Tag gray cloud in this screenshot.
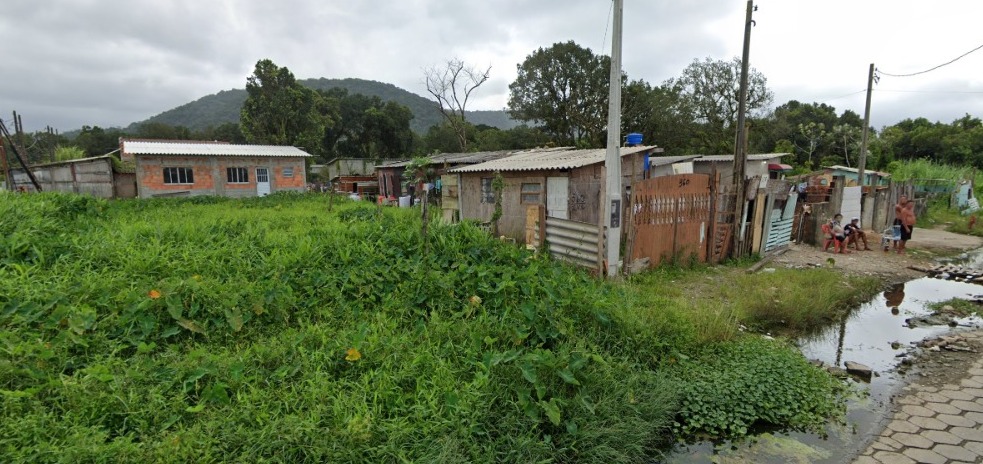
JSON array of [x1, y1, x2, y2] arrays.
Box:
[[3, 0, 980, 134]]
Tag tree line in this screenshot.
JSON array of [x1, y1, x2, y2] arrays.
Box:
[[6, 43, 982, 173]]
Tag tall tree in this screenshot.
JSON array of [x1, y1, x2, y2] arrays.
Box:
[[240, 59, 333, 155], [796, 122, 826, 168], [829, 124, 861, 167], [507, 41, 611, 147], [622, 79, 697, 154], [424, 58, 490, 152], [320, 89, 414, 159], [671, 57, 773, 154]]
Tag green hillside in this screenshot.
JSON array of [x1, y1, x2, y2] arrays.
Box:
[[126, 78, 518, 134]]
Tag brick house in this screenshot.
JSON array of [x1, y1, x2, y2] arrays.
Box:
[[120, 139, 311, 198]]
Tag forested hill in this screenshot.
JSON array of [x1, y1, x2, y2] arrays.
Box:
[[125, 78, 518, 134]]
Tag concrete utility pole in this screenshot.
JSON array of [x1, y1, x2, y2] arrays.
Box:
[[731, 0, 755, 258], [857, 63, 874, 187], [603, 0, 624, 278]]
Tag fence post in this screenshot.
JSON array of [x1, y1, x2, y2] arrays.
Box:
[[538, 205, 547, 249]]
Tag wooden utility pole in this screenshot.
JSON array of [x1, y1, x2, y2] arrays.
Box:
[[857, 63, 874, 187], [603, 0, 624, 278], [0, 118, 42, 191], [731, 0, 755, 258], [0, 144, 11, 191]]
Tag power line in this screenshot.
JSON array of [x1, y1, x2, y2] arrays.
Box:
[[600, 0, 614, 53], [875, 88, 983, 94], [813, 89, 867, 102], [877, 41, 983, 77]]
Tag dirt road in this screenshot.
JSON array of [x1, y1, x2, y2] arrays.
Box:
[[771, 226, 983, 282]]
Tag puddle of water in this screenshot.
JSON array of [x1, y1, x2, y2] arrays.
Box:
[[666, 276, 983, 463]]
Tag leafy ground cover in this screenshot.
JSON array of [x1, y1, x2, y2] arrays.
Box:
[[0, 192, 874, 462]]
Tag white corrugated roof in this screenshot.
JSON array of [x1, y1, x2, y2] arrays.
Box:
[[825, 165, 890, 176], [122, 140, 313, 157], [450, 146, 661, 173], [693, 153, 791, 162], [648, 155, 700, 167]]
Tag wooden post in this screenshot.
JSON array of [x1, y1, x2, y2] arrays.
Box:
[[707, 168, 719, 263], [0, 144, 10, 191], [538, 205, 546, 249], [421, 189, 430, 257], [751, 189, 767, 254]]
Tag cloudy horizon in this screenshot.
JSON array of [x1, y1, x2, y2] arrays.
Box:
[[2, 0, 981, 134]]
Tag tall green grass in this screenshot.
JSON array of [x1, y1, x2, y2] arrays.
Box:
[[0, 192, 855, 462]]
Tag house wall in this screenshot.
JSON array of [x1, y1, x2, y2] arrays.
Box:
[[11, 157, 116, 198], [135, 155, 306, 198], [460, 171, 555, 241], [327, 158, 397, 180], [569, 165, 603, 224], [694, 159, 776, 185], [377, 167, 405, 198]]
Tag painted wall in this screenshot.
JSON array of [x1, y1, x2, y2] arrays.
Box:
[[135, 155, 307, 198]]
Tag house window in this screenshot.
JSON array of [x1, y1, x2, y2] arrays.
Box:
[[481, 177, 494, 203], [227, 167, 249, 183], [520, 183, 542, 204], [163, 167, 194, 184], [283, 167, 294, 177]]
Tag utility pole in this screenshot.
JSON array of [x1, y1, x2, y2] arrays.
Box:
[[857, 63, 874, 188], [603, 0, 624, 278], [731, 0, 755, 258]]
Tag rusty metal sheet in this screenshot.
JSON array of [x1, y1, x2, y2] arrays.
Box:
[[630, 174, 712, 266]]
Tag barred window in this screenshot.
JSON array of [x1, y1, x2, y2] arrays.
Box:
[[227, 167, 249, 183], [163, 167, 194, 184], [520, 183, 542, 204]]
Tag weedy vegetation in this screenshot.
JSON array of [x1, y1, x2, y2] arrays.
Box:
[[0, 192, 870, 462]]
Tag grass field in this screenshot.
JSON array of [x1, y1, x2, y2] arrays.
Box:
[[0, 192, 878, 462]]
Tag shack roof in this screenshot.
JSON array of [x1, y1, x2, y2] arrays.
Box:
[[825, 165, 891, 177], [450, 145, 662, 173], [648, 155, 700, 167], [376, 150, 515, 169], [693, 153, 791, 162], [122, 140, 312, 157]]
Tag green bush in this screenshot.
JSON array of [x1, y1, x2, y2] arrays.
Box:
[[0, 192, 691, 462]]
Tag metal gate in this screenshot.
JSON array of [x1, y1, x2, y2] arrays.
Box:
[[628, 174, 714, 266]]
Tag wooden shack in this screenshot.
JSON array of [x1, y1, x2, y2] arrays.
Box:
[[449, 146, 665, 242]]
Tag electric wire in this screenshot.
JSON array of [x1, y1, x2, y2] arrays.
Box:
[[600, 0, 614, 53], [877, 41, 983, 77]]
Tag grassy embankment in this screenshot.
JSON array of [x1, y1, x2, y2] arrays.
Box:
[[0, 192, 878, 462]]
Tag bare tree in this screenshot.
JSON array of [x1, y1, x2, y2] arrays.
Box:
[[424, 59, 491, 152]]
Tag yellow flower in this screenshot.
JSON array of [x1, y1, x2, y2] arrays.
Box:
[[345, 347, 362, 362], [148, 289, 161, 300]]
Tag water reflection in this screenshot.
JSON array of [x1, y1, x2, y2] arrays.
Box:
[[667, 277, 982, 464], [883, 283, 905, 311]]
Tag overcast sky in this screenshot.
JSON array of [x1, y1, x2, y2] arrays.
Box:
[[2, 0, 981, 134]]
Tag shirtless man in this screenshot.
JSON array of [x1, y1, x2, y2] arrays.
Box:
[[898, 200, 916, 254], [892, 194, 907, 250]]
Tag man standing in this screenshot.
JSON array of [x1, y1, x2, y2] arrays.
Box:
[[892, 194, 907, 250], [898, 200, 916, 254]]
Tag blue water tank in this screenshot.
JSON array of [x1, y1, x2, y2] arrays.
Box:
[[626, 132, 643, 146]]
